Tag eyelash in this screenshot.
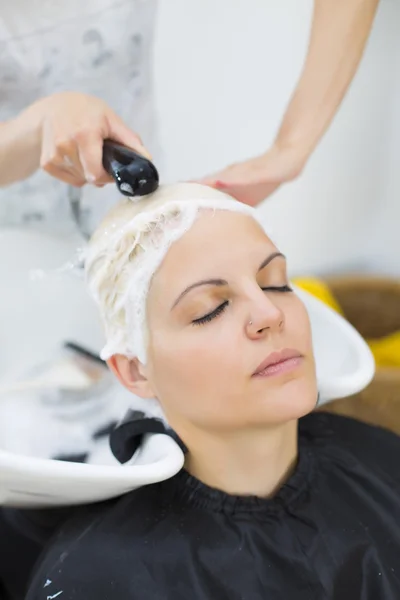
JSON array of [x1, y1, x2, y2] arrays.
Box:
[[192, 285, 293, 326]]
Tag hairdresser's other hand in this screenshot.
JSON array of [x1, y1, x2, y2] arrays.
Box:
[[199, 144, 306, 206], [18, 91, 150, 187]]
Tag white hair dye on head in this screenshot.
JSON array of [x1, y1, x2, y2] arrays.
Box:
[[85, 183, 269, 363]]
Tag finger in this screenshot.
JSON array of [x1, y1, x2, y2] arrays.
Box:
[[223, 182, 279, 206], [108, 117, 152, 159], [43, 162, 86, 187], [55, 141, 86, 180], [196, 177, 228, 190], [213, 180, 229, 190], [42, 138, 85, 181], [75, 131, 113, 185]]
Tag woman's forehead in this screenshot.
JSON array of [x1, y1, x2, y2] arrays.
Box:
[[151, 211, 277, 290], [172, 210, 272, 258]]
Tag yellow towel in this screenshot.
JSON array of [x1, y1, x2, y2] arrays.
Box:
[[293, 276, 400, 368], [368, 333, 400, 368]]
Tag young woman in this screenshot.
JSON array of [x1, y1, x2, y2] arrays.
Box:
[[2, 182, 397, 600]]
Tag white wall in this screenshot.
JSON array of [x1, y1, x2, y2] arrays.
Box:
[[154, 0, 400, 276], [366, 24, 400, 276]]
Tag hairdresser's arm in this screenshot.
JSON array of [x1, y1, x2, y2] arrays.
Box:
[[0, 92, 149, 188], [0, 118, 42, 184], [201, 0, 380, 206]]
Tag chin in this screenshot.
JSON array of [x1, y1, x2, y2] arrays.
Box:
[[254, 377, 318, 424]]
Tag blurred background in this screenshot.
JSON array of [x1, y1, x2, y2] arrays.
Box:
[[154, 0, 400, 276]]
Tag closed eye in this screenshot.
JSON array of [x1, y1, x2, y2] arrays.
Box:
[[192, 301, 229, 326], [192, 285, 292, 326], [261, 284, 292, 293]]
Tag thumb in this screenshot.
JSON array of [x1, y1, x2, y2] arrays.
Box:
[[108, 117, 152, 160]]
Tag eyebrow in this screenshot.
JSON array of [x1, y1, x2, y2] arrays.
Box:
[[171, 251, 285, 309]]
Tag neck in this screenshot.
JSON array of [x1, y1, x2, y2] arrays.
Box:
[[183, 420, 298, 498]]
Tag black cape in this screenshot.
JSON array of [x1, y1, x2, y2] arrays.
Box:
[[3, 412, 400, 600]]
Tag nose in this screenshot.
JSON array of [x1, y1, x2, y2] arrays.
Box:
[[245, 290, 284, 339]]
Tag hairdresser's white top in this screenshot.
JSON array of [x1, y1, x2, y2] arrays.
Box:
[[0, 0, 158, 235]]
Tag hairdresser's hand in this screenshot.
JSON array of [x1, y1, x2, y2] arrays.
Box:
[[199, 144, 306, 206], [18, 91, 150, 187]]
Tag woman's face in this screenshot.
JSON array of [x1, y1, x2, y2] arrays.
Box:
[[144, 210, 317, 433]]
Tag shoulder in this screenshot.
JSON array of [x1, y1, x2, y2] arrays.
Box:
[[25, 481, 184, 600], [42, 482, 173, 546], [301, 410, 400, 480], [2, 505, 77, 545], [307, 409, 400, 448]]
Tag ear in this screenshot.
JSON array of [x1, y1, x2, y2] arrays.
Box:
[[107, 354, 155, 399]]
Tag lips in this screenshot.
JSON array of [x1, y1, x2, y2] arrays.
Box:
[[252, 348, 303, 377]]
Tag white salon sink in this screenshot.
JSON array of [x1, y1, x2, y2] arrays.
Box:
[[294, 286, 375, 403], [0, 228, 104, 383]]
